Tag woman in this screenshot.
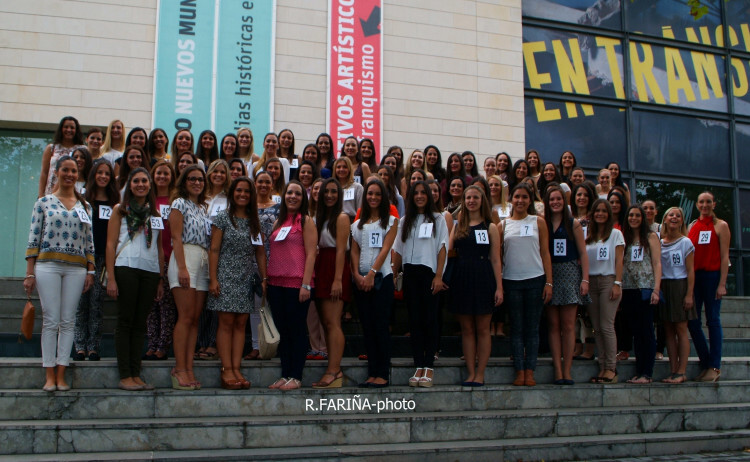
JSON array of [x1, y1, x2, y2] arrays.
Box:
[[74, 159, 119, 362], [521, 176, 545, 217], [385, 145, 405, 185], [495, 152, 512, 182], [340, 136, 368, 185], [570, 182, 596, 359], [569, 167, 587, 186], [483, 157, 497, 179], [175, 152, 197, 178], [351, 179, 399, 387], [377, 165, 404, 216], [608, 187, 628, 230], [315, 133, 334, 172], [196, 159, 230, 360], [571, 183, 594, 233], [246, 171, 280, 360], [106, 167, 164, 390], [488, 175, 510, 223], [267, 181, 318, 390], [228, 158, 247, 182], [252, 133, 291, 183], [118, 127, 149, 176], [499, 182, 553, 386], [508, 159, 529, 192], [558, 151, 577, 184], [544, 185, 590, 385], [100, 119, 126, 165], [298, 160, 318, 196], [306, 178, 327, 361], [449, 186, 503, 386], [117, 146, 145, 191], [359, 138, 378, 179], [442, 153, 472, 205], [392, 181, 449, 387], [525, 150, 542, 182], [688, 191, 730, 382], [642, 200, 661, 235], [168, 165, 210, 390], [333, 157, 363, 220], [585, 199, 625, 384], [304, 143, 329, 179], [622, 205, 662, 384], [208, 177, 267, 389], [311, 178, 352, 388], [424, 145, 445, 183], [143, 160, 177, 361], [428, 179, 454, 236], [538, 162, 570, 200], [402, 150, 425, 196], [196, 130, 219, 166], [608, 186, 631, 361], [148, 129, 169, 165], [462, 151, 479, 179], [445, 176, 465, 218], [86, 127, 104, 161], [220, 133, 238, 161], [278, 128, 299, 180], [72, 147, 93, 193], [170, 129, 195, 169], [39, 116, 86, 197], [25, 156, 95, 391], [380, 153, 402, 188], [236, 128, 257, 165], [596, 168, 612, 199], [660, 207, 696, 383], [265, 157, 286, 198], [607, 162, 629, 193]]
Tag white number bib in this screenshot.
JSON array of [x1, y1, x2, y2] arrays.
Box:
[[520, 224, 534, 237], [698, 230, 711, 244], [369, 231, 383, 248], [290, 159, 299, 168], [418, 222, 433, 239], [275, 226, 292, 241], [150, 217, 165, 230], [670, 251, 683, 267], [211, 203, 226, 217], [475, 229, 489, 244], [344, 188, 355, 201], [553, 239, 566, 256], [75, 208, 91, 224], [251, 233, 263, 246], [354, 175, 361, 184], [98, 205, 112, 220], [272, 195, 282, 204], [631, 246, 644, 262], [582, 226, 588, 239], [159, 204, 171, 220], [596, 244, 609, 261]]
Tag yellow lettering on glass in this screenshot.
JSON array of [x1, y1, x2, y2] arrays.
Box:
[[534, 99, 561, 122], [741, 24, 750, 52], [691, 51, 724, 100], [552, 39, 590, 95], [664, 47, 696, 103], [731, 58, 748, 98], [630, 42, 666, 104], [595, 36, 625, 99], [523, 41, 551, 89]]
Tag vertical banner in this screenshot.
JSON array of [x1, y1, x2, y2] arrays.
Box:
[[153, 0, 275, 150], [327, 0, 382, 157]]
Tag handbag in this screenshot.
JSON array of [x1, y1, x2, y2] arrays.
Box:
[[20, 296, 35, 341], [100, 236, 133, 288], [257, 297, 280, 359], [394, 271, 403, 291]]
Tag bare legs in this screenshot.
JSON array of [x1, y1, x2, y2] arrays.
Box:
[[663, 320, 690, 382], [217, 312, 249, 383], [547, 304, 577, 381], [457, 313, 492, 384], [316, 298, 344, 381], [172, 288, 207, 385]]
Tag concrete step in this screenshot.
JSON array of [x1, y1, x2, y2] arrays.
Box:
[[1, 403, 749, 455]]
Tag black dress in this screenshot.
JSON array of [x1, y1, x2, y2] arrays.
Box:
[[449, 222, 496, 315]]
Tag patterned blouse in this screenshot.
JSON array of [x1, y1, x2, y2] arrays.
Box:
[[170, 197, 210, 249], [623, 242, 656, 290], [26, 195, 95, 268]]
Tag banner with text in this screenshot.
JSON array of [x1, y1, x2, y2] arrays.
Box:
[[327, 0, 382, 157], [153, 0, 275, 151]]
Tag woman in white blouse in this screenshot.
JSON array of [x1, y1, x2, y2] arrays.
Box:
[[392, 181, 449, 388], [332, 157, 363, 220]]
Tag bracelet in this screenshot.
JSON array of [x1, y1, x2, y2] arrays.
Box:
[[369, 267, 377, 274], [87, 271, 95, 275], [545, 282, 553, 288], [581, 279, 589, 284], [301, 284, 312, 291], [25, 274, 35, 279], [613, 281, 622, 287]]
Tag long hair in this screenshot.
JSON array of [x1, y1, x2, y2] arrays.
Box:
[[586, 199, 614, 244], [299, 160, 319, 187], [55, 156, 87, 207], [148, 128, 169, 157], [118, 145, 146, 189], [462, 151, 479, 178], [228, 158, 247, 178], [404, 150, 424, 182], [488, 175, 508, 208], [426, 179, 445, 212], [206, 159, 230, 197], [508, 159, 529, 191], [376, 165, 399, 207], [446, 152, 467, 179], [170, 129, 194, 168], [623, 204, 651, 248], [333, 156, 354, 188], [101, 119, 124, 154], [525, 149, 542, 176], [558, 150, 577, 180], [220, 133, 238, 160], [150, 159, 176, 196], [308, 178, 324, 216], [423, 144, 445, 180], [174, 151, 198, 177], [236, 127, 254, 162], [172, 164, 207, 208], [125, 127, 150, 159], [273, 180, 309, 231], [252, 132, 279, 177], [509, 182, 536, 215], [84, 159, 120, 206], [495, 152, 512, 176], [278, 128, 296, 162], [538, 162, 563, 198], [316, 178, 344, 241], [316, 133, 335, 168], [53, 116, 84, 146], [358, 179, 390, 230], [401, 180, 437, 242], [302, 143, 322, 171], [359, 138, 377, 171], [72, 146, 93, 183], [120, 167, 159, 217], [607, 162, 626, 188], [607, 187, 628, 228], [571, 182, 594, 219], [340, 136, 361, 163], [265, 157, 286, 194], [196, 130, 219, 164], [661, 206, 688, 238], [543, 185, 574, 240], [226, 176, 261, 235], [455, 185, 491, 240], [385, 145, 404, 181]]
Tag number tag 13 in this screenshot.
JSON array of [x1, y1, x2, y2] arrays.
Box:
[[475, 229, 489, 244]]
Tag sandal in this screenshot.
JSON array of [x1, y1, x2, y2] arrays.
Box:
[[662, 373, 686, 384], [626, 375, 653, 384], [409, 368, 423, 387], [418, 367, 434, 388], [244, 349, 260, 360], [280, 378, 301, 390], [313, 371, 343, 389], [268, 377, 288, 389]]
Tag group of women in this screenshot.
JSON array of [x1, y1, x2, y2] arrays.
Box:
[[24, 116, 730, 391]]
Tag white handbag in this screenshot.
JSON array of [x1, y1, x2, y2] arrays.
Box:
[[257, 297, 280, 359]]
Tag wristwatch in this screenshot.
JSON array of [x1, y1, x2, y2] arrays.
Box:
[[613, 280, 622, 287], [301, 284, 312, 291]]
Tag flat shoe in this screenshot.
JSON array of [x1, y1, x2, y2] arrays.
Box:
[[88, 352, 100, 361], [42, 384, 57, 392], [370, 381, 389, 388], [119, 381, 144, 391], [56, 384, 71, 391], [574, 355, 595, 360], [553, 379, 567, 385], [73, 351, 85, 361], [562, 379, 575, 385]]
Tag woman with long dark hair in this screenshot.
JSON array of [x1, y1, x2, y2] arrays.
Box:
[[462, 151, 479, 179], [495, 152, 512, 183], [424, 145, 446, 183], [316, 133, 335, 173], [558, 151, 577, 185], [508, 159, 529, 192], [148, 129, 169, 165], [220, 133, 238, 161], [278, 129, 299, 181], [39, 116, 86, 197], [196, 130, 220, 166]]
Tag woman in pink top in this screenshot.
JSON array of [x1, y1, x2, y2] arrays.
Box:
[[267, 181, 318, 390]]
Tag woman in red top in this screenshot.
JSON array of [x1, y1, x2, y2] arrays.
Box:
[[687, 191, 730, 382]]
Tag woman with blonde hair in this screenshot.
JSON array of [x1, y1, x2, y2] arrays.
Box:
[[402, 150, 425, 197], [332, 157, 363, 220], [100, 119, 125, 165], [236, 128, 258, 165], [252, 133, 291, 183]]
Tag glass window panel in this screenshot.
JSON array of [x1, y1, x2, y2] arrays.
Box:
[[523, 0, 621, 30], [524, 98, 626, 169], [726, 2, 750, 52], [631, 111, 730, 178], [635, 179, 735, 248], [727, 255, 739, 295], [739, 189, 750, 248], [625, 0, 721, 45], [732, 59, 750, 116], [628, 41, 727, 112], [524, 26, 625, 100], [736, 123, 750, 180]]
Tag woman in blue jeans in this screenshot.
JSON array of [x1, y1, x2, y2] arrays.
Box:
[[498, 182, 553, 387]]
